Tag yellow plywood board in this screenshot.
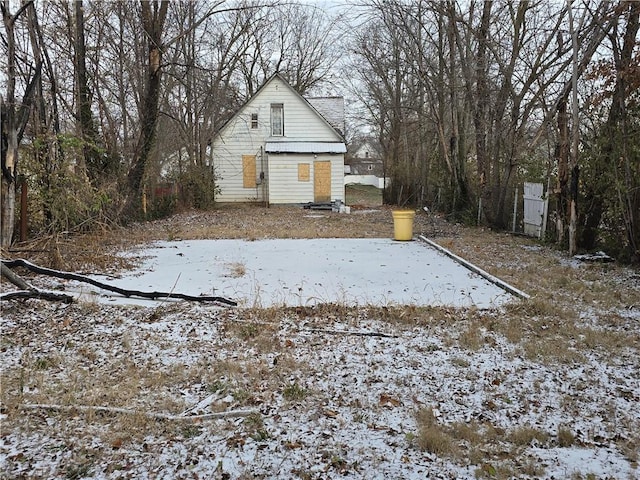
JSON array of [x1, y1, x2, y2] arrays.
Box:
[[314, 161, 331, 202], [243, 155, 256, 188], [298, 163, 310, 182]]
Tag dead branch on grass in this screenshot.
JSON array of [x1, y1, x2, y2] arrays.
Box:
[[1, 258, 237, 306], [229, 318, 398, 338], [305, 327, 398, 338], [1, 262, 32, 290], [1, 262, 75, 303], [0, 290, 75, 303], [19, 404, 257, 421]]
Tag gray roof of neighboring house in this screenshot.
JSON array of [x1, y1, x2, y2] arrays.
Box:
[[306, 97, 345, 134]]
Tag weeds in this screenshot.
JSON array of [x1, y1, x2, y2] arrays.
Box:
[[557, 426, 575, 447], [282, 382, 308, 401], [414, 408, 455, 456], [65, 462, 91, 480], [508, 426, 548, 446], [243, 413, 269, 441]]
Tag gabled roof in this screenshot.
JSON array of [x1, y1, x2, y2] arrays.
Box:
[[214, 72, 345, 142]]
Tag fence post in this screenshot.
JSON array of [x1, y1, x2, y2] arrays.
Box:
[[512, 186, 518, 233], [20, 176, 27, 242]]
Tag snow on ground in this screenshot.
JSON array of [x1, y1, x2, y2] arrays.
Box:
[[64, 238, 515, 309], [1, 237, 638, 479], [1, 302, 637, 479]]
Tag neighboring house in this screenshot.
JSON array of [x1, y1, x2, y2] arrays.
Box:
[[346, 139, 383, 177], [211, 73, 346, 204]]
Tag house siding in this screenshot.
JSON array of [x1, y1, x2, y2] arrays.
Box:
[[212, 75, 345, 204], [268, 154, 345, 204]]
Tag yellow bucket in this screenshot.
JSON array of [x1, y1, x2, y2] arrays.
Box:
[[392, 210, 415, 241]]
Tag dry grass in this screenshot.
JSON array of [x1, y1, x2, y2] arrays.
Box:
[[2, 200, 639, 479], [557, 426, 576, 447], [414, 408, 455, 455], [508, 426, 549, 446], [414, 410, 554, 479], [225, 261, 246, 278]]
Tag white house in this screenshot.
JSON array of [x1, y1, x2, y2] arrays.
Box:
[[211, 73, 346, 204]]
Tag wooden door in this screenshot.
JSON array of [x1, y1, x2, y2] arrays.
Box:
[[314, 161, 331, 202]]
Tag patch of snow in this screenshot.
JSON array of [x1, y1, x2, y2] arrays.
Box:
[[61, 239, 515, 309]]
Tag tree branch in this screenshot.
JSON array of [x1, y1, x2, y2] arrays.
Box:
[[0, 290, 74, 303], [18, 403, 257, 421], [1, 258, 237, 306]]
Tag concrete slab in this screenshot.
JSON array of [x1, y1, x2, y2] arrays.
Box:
[[70, 238, 517, 309]]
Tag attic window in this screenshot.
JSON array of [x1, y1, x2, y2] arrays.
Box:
[[271, 103, 284, 136], [251, 113, 258, 129]]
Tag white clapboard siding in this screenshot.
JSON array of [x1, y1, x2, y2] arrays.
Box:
[[212, 74, 345, 204], [268, 154, 345, 204]]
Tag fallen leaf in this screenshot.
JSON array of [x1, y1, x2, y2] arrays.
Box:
[[111, 437, 124, 449], [226, 435, 245, 448], [284, 441, 304, 449], [482, 463, 497, 476], [379, 393, 401, 407]]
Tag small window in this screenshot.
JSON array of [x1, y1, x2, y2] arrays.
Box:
[[367, 164, 373, 171], [271, 103, 283, 136], [251, 113, 258, 129]]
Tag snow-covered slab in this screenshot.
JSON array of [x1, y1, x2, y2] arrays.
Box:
[[69, 238, 516, 308]]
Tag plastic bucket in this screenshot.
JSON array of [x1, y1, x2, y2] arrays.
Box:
[[392, 210, 415, 241]]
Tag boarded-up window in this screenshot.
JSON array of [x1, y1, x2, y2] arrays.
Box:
[[298, 163, 310, 181], [243, 155, 256, 188]]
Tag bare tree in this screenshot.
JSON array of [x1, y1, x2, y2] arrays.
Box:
[[73, 0, 103, 182], [126, 0, 169, 215], [1, 1, 42, 247], [609, 1, 639, 259], [234, 2, 341, 97], [580, 1, 640, 259]]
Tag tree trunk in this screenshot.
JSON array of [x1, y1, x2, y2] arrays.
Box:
[[474, 0, 491, 223], [568, 0, 579, 257], [1, 1, 40, 248], [126, 0, 169, 216], [609, 2, 639, 259], [556, 99, 570, 246], [74, 0, 102, 181]]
